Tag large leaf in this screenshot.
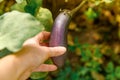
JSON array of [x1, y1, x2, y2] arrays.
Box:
[[0, 11, 44, 52]]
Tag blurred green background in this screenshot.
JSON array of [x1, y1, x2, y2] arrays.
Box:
[[0, 0, 120, 80]]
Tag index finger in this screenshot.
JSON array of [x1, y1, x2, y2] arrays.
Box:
[[34, 31, 50, 42]]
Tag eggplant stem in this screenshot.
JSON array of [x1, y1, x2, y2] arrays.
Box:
[[70, 0, 87, 16]]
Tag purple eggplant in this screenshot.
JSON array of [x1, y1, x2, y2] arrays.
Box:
[[49, 10, 71, 67], [49, 0, 87, 68]]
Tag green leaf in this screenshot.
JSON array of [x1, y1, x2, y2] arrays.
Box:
[[70, 71, 79, 80], [78, 67, 89, 76], [105, 62, 114, 73], [68, 45, 76, 52], [89, 60, 101, 71], [30, 59, 53, 79], [80, 49, 91, 62], [115, 66, 120, 79], [24, 0, 43, 15], [35, 7, 53, 31], [0, 11, 44, 52], [106, 74, 116, 80], [81, 50, 90, 62], [0, 48, 12, 58], [85, 8, 99, 20], [30, 72, 48, 79]]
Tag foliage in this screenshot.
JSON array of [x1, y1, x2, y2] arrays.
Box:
[[47, 39, 119, 80], [0, 0, 120, 80]]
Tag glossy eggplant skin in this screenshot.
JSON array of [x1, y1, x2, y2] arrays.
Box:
[[49, 11, 71, 67]]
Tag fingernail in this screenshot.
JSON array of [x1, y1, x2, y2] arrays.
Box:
[[58, 47, 66, 53]]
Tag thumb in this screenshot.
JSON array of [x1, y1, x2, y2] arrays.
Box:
[[48, 46, 66, 57]]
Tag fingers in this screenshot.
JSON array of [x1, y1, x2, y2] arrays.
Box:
[[48, 46, 66, 57], [33, 64, 57, 72], [34, 31, 50, 43]]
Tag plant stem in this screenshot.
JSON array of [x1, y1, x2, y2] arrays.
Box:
[[70, 0, 87, 16]]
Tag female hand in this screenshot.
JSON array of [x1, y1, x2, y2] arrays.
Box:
[[22, 31, 66, 72], [0, 31, 66, 80]]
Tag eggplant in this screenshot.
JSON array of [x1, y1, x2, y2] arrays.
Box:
[[49, 10, 71, 67], [49, 0, 87, 68]]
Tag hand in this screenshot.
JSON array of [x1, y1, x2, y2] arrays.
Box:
[[17, 31, 66, 80], [0, 31, 66, 80], [23, 31, 66, 72]]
